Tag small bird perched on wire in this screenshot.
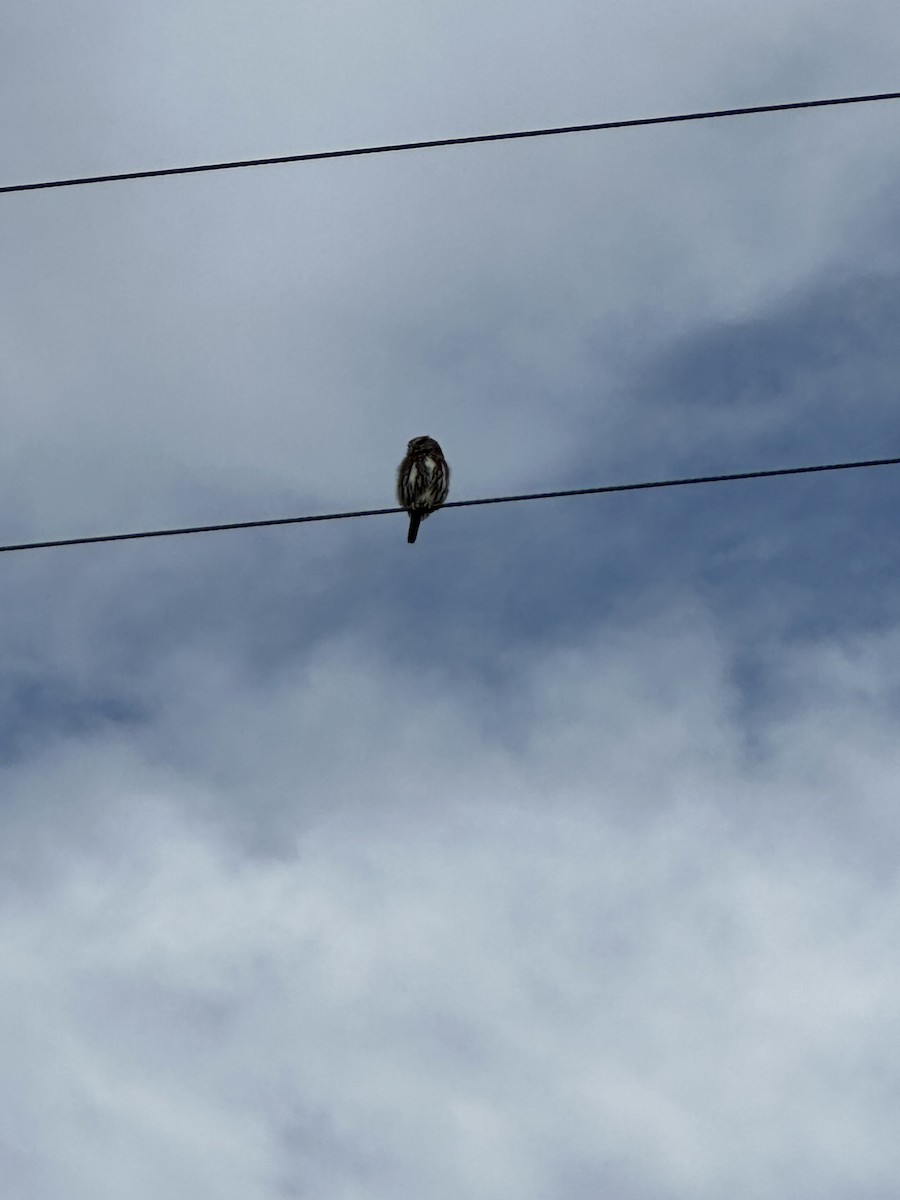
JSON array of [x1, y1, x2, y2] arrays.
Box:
[[396, 436, 451, 544]]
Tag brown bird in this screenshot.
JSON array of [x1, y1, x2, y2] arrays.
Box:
[[396, 436, 451, 544]]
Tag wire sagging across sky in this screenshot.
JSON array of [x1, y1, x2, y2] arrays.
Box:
[[1, 90, 899, 196], [0, 455, 897, 556]]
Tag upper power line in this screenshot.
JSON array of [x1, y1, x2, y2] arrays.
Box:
[[0, 455, 897, 556], [2, 90, 899, 196]]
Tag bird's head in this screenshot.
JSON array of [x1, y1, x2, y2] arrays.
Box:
[[407, 435, 442, 454]]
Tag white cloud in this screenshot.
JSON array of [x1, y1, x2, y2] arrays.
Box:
[[3, 607, 900, 1197], [2, 1, 900, 1195]]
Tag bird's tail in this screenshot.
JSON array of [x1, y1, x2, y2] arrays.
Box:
[[407, 512, 421, 544]]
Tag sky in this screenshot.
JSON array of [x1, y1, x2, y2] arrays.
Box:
[[2, 1, 900, 1197]]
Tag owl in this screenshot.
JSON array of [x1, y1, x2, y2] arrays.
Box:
[[396, 436, 450, 543]]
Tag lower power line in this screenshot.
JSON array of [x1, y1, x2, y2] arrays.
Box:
[[0, 454, 897, 556]]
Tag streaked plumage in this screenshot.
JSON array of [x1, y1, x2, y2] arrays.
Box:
[[396, 436, 450, 544]]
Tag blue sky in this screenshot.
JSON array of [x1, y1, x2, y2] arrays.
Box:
[[2, 2, 900, 1197]]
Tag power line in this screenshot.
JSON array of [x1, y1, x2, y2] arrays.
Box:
[[1, 455, 897, 556], [2, 90, 899, 196]]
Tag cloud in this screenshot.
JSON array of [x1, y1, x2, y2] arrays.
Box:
[[2, 0, 900, 540], [2, 608, 900, 1197], [3, 0, 900, 1196]]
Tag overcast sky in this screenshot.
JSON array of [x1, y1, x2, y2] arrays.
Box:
[[2, 2, 900, 1197]]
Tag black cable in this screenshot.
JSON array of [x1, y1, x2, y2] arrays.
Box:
[[1, 455, 897, 556], [2, 90, 899, 196]]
